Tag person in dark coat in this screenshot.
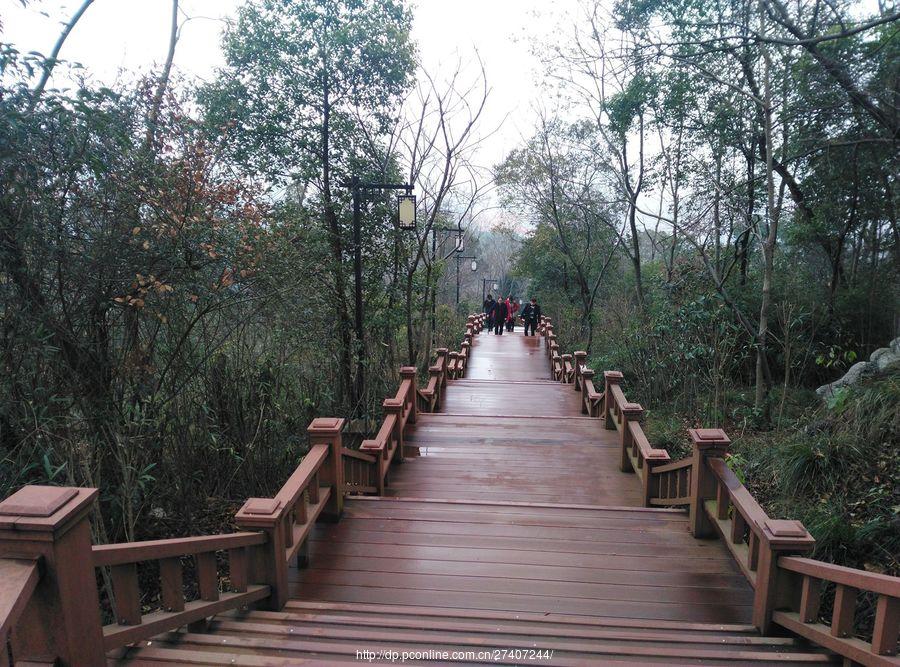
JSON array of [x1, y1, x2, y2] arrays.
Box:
[[493, 298, 508, 335], [522, 297, 541, 336], [483, 294, 495, 332]]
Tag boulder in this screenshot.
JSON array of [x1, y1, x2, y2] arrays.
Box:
[[816, 337, 900, 398]]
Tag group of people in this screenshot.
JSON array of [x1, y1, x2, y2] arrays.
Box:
[[482, 294, 542, 336]]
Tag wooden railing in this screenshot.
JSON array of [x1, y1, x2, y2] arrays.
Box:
[[94, 531, 271, 651], [775, 557, 900, 664], [0, 557, 40, 666], [600, 372, 899, 664], [0, 314, 485, 664], [541, 313, 899, 664], [417, 348, 448, 412]]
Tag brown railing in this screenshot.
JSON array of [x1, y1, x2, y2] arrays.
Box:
[[606, 374, 899, 664], [0, 315, 484, 664], [344, 313, 484, 496], [543, 314, 900, 665], [94, 531, 270, 651], [0, 556, 40, 665]]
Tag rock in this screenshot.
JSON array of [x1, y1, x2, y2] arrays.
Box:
[[816, 337, 900, 399]]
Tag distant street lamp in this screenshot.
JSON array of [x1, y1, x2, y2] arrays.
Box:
[[482, 277, 501, 305]]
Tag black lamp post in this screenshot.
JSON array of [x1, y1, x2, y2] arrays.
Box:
[[341, 177, 415, 403]]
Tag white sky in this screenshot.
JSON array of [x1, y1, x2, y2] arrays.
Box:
[[3, 0, 580, 174]]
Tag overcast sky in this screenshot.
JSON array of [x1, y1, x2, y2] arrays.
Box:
[[4, 0, 582, 176]]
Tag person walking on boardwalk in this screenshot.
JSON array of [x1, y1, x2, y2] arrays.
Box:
[[493, 296, 508, 335], [506, 296, 519, 332], [522, 297, 541, 336], [483, 294, 495, 332]]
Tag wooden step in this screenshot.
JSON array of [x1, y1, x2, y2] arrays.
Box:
[[113, 600, 839, 666], [118, 627, 838, 666]]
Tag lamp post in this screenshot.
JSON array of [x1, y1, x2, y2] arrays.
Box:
[[456, 255, 477, 305], [341, 177, 415, 404]]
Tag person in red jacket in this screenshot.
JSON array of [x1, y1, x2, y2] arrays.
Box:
[[506, 296, 519, 332]]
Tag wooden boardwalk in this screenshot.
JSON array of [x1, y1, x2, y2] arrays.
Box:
[[104, 328, 842, 664], [4, 316, 892, 664], [294, 331, 755, 626]]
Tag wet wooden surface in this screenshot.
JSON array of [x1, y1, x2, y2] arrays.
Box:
[[296, 331, 754, 625], [116, 328, 841, 664]]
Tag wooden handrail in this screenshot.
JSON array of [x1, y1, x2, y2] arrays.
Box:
[[541, 317, 900, 664], [1, 557, 41, 663], [773, 557, 900, 663], [0, 311, 495, 664], [92, 532, 266, 567], [274, 443, 329, 511]]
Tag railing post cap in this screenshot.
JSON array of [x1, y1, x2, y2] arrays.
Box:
[[581, 368, 595, 378], [449, 351, 459, 358], [0, 485, 98, 534], [604, 370, 624, 381], [562, 353, 572, 360], [622, 402, 644, 415], [307, 417, 345, 435], [360, 439, 384, 453], [399, 366, 417, 377], [436, 347, 449, 355], [238, 498, 281, 516], [688, 428, 731, 447], [461, 341, 471, 348], [383, 397, 404, 412], [574, 351, 587, 359], [762, 519, 815, 549]]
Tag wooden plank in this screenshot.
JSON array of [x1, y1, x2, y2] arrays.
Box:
[[93, 532, 266, 567], [196, 552, 218, 602], [102, 586, 270, 651], [0, 557, 40, 638], [304, 540, 745, 574], [159, 557, 184, 612], [110, 562, 142, 626], [292, 551, 745, 584], [283, 599, 759, 633], [774, 611, 898, 667]]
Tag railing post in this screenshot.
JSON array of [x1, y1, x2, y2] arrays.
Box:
[[448, 351, 459, 380], [561, 354, 572, 384], [0, 486, 105, 666], [573, 351, 587, 390], [687, 428, 731, 537], [580, 369, 595, 415], [383, 398, 405, 464], [460, 341, 471, 377], [753, 520, 815, 634], [400, 366, 417, 424], [427, 364, 442, 411], [619, 403, 644, 473], [436, 348, 449, 393], [234, 497, 288, 610], [307, 417, 346, 521], [602, 371, 623, 429]]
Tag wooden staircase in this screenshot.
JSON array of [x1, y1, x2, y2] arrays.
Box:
[[115, 601, 838, 665], [111, 495, 839, 664], [2, 315, 897, 666]]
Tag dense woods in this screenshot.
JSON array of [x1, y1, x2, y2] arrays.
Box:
[[497, 0, 899, 575], [1, 0, 897, 584]]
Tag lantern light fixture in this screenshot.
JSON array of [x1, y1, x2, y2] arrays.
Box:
[[398, 194, 417, 230]]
